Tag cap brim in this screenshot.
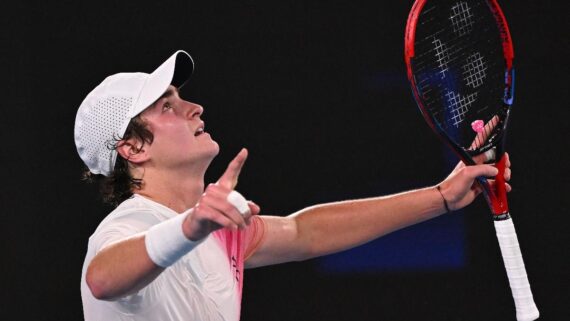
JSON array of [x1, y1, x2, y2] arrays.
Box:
[[130, 50, 194, 117]]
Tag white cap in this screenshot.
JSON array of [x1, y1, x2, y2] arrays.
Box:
[[74, 50, 194, 176]]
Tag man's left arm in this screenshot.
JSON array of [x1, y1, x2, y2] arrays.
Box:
[[245, 159, 510, 268]]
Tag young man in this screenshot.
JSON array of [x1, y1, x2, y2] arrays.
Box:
[[75, 50, 510, 321]]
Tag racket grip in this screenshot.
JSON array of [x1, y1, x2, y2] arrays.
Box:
[[494, 218, 539, 321]]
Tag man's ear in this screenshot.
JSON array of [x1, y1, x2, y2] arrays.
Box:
[[116, 139, 150, 164]]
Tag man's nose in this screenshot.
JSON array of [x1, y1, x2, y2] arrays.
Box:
[[185, 102, 204, 119]]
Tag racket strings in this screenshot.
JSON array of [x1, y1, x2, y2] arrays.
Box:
[[416, 45, 503, 127], [410, 0, 508, 151]]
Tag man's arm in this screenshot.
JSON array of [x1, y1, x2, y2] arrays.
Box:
[[86, 234, 164, 300], [245, 159, 511, 268]]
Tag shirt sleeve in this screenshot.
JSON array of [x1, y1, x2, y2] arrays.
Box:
[[243, 215, 266, 261], [90, 209, 161, 255]]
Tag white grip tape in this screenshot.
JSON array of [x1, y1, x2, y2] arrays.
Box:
[[145, 210, 203, 268], [494, 218, 540, 321], [227, 190, 250, 216]]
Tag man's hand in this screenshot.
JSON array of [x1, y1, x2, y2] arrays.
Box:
[[437, 114, 512, 211], [438, 152, 512, 211], [182, 148, 260, 241]]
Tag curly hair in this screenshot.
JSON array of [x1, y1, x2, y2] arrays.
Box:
[[82, 115, 154, 207]]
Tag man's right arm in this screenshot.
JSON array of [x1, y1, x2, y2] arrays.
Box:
[[85, 149, 255, 301], [86, 233, 163, 300]]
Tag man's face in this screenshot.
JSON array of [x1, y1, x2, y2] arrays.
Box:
[[140, 85, 219, 170]]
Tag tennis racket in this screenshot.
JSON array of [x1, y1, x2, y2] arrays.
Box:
[[404, 1, 539, 320]]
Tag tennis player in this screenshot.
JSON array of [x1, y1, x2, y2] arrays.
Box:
[[76, 50, 511, 320]]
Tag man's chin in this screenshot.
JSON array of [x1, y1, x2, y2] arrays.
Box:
[[209, 141, 220, 157], [199, 142, 220, 164]]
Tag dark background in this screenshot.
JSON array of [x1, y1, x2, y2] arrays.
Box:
[[1, 1, 568, 320]]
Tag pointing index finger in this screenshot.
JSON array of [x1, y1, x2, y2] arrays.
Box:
[[217, 148, 248, 190]]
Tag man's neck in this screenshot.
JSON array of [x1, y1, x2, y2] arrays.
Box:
[[134, 168, 205, 214]]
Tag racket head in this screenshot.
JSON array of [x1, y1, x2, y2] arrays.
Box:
[[405, 0, 515, 215]]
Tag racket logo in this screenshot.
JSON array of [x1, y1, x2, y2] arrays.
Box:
[[432, 38, 450, 79], [450, 1, 474, 36], [445, 90, 477, 127], [463, 52, 487, 88]]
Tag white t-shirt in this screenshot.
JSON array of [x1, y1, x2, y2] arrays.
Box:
[[80, 194, 264, 321]]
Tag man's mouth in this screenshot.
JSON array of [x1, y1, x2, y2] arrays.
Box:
[[195, 125, 205, 136]]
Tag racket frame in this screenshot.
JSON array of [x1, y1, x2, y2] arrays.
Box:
[[404, 0, 515, 217]]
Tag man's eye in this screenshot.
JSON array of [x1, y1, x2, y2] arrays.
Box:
[[163, 102, 172, 110]]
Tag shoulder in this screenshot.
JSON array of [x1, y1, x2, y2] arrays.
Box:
[[88, 195, 173, 251], [98, 196, 164, 228]]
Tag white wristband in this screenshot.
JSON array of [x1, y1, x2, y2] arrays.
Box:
[[145, 210, 203, 268], [227, 190, 250, 216]]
